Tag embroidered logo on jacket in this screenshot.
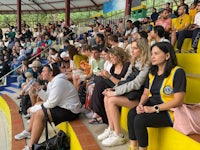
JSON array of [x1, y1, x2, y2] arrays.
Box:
[[163, 85, 173, 95]]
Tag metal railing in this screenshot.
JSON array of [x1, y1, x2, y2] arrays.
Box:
[[0, 44, 53, 83]]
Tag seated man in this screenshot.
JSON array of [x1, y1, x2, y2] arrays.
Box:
[[175, 1, 200, 53], [171, 4, 191, 52], [15, 64, 81, 150]]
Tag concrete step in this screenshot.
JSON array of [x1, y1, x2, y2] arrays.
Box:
[[80, 114, 130, 150]]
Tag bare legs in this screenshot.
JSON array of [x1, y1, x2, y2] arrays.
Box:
[[129, 140, 147, 150], [27, 108, 53, 147], [104, 95, 139, 135]]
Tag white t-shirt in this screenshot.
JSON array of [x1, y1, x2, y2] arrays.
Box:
[[194, 12, 200, 26], [150, 37, 170, 46], [104, 60, 112, 73]]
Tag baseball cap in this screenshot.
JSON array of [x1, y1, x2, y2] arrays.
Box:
[[29, 60, 42, 68], [60, 51, 69, 58]]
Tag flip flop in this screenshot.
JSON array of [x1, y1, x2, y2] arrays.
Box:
[[88, 118, 103, 124]]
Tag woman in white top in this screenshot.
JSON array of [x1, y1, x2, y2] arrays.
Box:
[[98, 38, 151, 147], [148, 25, 170, 46]]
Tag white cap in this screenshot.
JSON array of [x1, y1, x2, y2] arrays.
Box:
[[29, 60, 42, 68], [74, 42, 82, 48], [60, 52, 69, 58]]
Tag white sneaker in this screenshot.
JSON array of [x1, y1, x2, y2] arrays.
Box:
[[102, 132, 126, 147], [97, 128, 113, 141], [23, 113, 31, 119], [22, 146, 30, 150], [27, 119, 30, 124], [15, 130, 31, 140]]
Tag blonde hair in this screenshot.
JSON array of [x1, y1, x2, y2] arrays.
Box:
[[131, 38, 151, 67]]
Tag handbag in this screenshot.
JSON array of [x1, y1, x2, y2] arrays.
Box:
[[173, 103, 200, 135], [32, 104, 70, 150], [118, 67, 144, 100]]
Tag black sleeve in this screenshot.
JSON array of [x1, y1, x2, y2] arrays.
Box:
[[144, 75, 149, 89], [173, 68, 186, 93]]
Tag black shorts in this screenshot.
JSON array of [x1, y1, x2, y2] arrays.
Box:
[[50, 106, 79, 126]]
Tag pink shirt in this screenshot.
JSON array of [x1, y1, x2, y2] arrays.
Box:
[[156, 18, 172, 31]]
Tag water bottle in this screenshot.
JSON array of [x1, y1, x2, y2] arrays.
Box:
[[23, 79, 36, 93]]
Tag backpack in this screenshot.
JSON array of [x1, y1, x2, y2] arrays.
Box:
[[19, 95, 32, 115]]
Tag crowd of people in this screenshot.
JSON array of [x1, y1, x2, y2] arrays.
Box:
[[0, 0, 198, 150]]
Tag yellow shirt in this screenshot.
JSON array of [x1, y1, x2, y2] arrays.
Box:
[[73, 54, 88, 69], [174, 14, 191, 31], [189, 8, 197, 23]]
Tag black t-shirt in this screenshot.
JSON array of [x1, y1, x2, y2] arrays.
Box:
[[110, 62, 130, 79], [145, 68, 186, 105]]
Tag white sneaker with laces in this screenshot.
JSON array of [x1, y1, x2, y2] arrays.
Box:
[[22, 146, 30, 150], [23, 113, 31, 119], [102, 132, 126, 147], [15, 130, 31, 140], [97, 128, 113, 141], [27, 119, 30, 124]]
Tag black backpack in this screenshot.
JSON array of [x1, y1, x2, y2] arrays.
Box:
[[78, 82, 86, 105], [19, 95, 32, 115]]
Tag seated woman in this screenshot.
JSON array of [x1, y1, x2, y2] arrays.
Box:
[[128, 42, 186, 150], [99, 38, 151, 147], [148, 25, 170, 46], [89, 46, 130, 124], [47, 47, 59, 64], [15, 64, 81, 150], [67, 45, 88, 87]]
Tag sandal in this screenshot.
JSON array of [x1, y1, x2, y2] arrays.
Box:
[[88, 118, 103, 124]]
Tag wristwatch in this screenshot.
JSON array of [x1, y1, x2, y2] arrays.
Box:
[[154, 105, 160, 113]]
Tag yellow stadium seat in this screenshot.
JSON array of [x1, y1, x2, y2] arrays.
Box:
[[120, 54, 200, 150]]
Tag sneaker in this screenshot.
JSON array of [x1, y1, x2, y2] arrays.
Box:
[[175, 49, 181, 53], [97, 128, 113, 141], [102, 132, 126, 147], [27, 119, 30, 124], [16, 95, 21, 99], [15, 130, 31, 140], [22, 146, 30, 150], [128, 145, 138, 150], [188, 48, 197, 53], [23, 113, 31, 119]]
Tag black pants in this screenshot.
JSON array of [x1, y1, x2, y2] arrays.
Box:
[[176, 28, 200, 50], [128, 106, 173, 147]]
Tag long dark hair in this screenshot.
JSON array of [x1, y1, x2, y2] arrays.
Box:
[[45, 63, 60, 77], [153, 25, 165, 38], [150, 42, 177, 78], [68, 45, 79, 60]]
